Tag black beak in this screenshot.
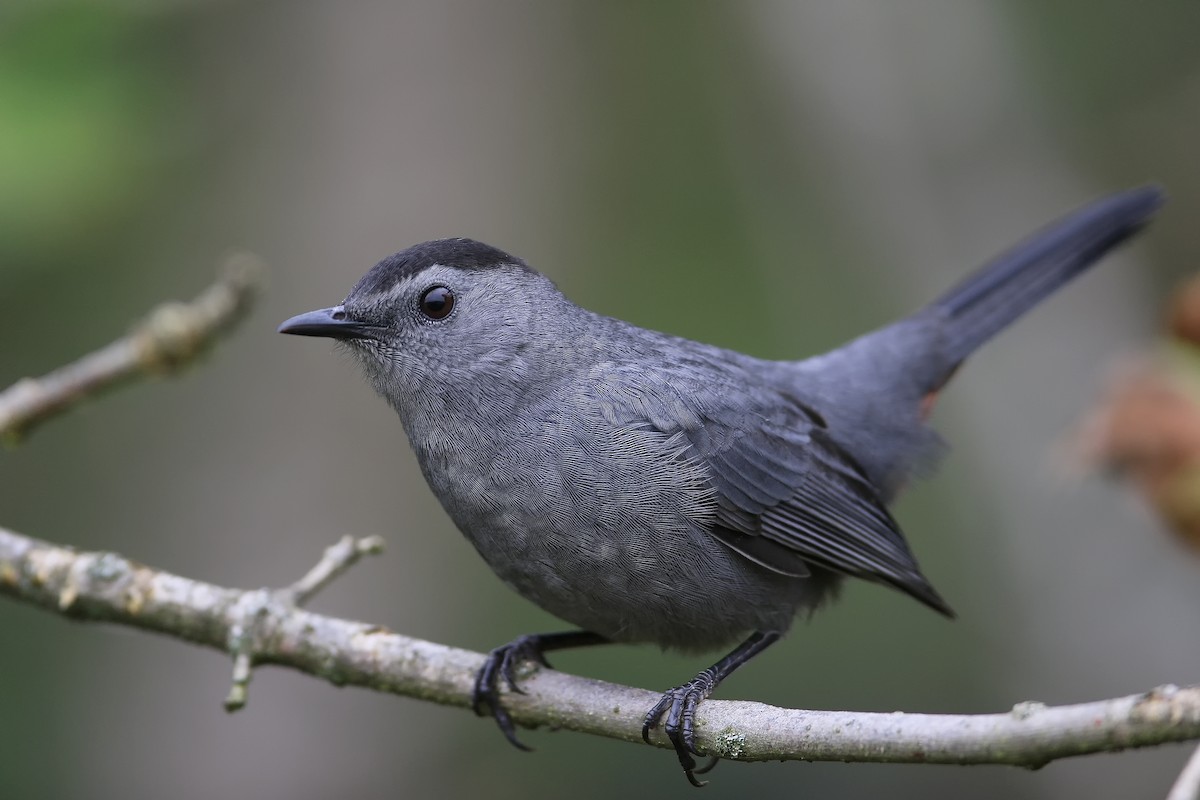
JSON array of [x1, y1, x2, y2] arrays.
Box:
[[277, 306, 380, 340]]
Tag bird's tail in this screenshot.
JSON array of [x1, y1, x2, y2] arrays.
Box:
[[929, 186, 1163, 372], [790, 186, 1164, 498]]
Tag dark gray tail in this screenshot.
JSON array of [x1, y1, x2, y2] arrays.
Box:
[[792, 186, 1163, 499], [931, 186, 1164, 371]]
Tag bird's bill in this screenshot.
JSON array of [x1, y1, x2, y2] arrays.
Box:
[[277, 306, 380, 340]]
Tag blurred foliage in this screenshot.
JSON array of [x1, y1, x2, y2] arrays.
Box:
[[1008, 0, 1200, 119], [0, 2, 185, 270]]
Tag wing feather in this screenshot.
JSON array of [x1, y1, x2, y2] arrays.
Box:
[[686, 394, 953, 616], [584, 362, 952, 616]]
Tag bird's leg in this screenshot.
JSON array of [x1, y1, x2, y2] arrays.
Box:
[[473, 630, 610, 750], [642, 630, 781, 787]]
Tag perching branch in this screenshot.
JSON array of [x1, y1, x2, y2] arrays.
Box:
[[1, 523, 1199, 767], [3, 267, 1199, 785], [0, 254, 264, 442]]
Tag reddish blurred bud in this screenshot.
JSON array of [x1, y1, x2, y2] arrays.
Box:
[[1168, 273, 1200, 345], [1076, 273, 1200, 552]]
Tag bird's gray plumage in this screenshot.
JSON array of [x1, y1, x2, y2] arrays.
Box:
[[282, 187, 1161, 648], [279, 187, 1163, 777]]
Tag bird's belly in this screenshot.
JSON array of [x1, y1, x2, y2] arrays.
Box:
[[433, 471, 824, 652]]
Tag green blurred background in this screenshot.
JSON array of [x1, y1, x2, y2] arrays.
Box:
[[2, 1, 1198, 798]]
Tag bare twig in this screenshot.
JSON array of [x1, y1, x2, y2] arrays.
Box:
[[285, 534, 387, 606], [0, 254, 264, 442], [222, 534, 386, 711], [1169, 744, 1200, 800], [2, 524, 1198, 767]]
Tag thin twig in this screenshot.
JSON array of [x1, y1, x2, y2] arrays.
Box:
[[2, 524, 1198, 767], [0, 254, 264, 442], [1169, 744, 1200, 800], [286, 534, 387, 607], [222, 535, 386, 711]]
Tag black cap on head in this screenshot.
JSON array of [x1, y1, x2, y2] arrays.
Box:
[[349, 238, 529, 298]]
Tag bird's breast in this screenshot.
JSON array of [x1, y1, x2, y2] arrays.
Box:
[[404, 408, 813, 648]]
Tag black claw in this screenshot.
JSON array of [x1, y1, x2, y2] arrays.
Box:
[[472, 631, 610, 753], [643, 677, 713, 786], [492, 703, 533, 752], [641, 693, 673, 744], [471, 635, 551, 751], [471, 648, 502, 715], [641, 631, 782, 787]]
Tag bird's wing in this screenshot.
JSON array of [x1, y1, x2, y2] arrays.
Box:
[[684, 385, 951, 616], [584, 362, 952, 616]]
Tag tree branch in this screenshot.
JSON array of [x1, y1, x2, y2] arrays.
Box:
[[222, 534, 387, 711], [0, 254, 264, 442], [3, 266, 1198, 786], [2, 523, 1198, 767]]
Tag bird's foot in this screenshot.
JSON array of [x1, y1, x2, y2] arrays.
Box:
[[472, 630, 608, 752], [471, 634, 553, 751], [640, 631, 780, 787], [642, 668, 721, 787]]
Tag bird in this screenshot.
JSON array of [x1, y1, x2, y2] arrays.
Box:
[[279, 186, 1163, 785]]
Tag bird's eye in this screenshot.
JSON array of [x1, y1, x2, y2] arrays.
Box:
[[419, 286, 455, 320]]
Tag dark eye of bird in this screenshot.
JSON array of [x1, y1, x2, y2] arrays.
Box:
[[419, 286, 455, 320]]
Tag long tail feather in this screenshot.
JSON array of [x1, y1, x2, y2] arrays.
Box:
[[932, 186, 1164, 369]]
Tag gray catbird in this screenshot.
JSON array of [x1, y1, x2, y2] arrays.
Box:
[[280, 187, 1162, 785]]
